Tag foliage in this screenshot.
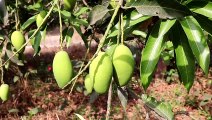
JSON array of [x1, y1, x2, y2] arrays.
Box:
[[0, 0, 211, 119]]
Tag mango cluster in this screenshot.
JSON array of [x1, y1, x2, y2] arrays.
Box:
[[85, 45, 135, 94]]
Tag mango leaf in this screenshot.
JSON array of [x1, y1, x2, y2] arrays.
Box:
[[140, 19, 176, 90], [187, 1, 212, 18], [28, 107, 39, 116], [142, 94, 174, 120], [117, 86, 128, 111], [21, 15, 36, 30], [180, 16, 210, 75], [132, 30, 147, 38], [6, 50, 24, 66], [107, 10, 151, 38], [33, 28, 47, 56], [170, 23, 195, 92], [88, 5, 109, 25], [194, 14, 212, 35], [126, 0, 191, 19], [74, 7, 89, 17], [61, 10, 72, 19], [65, 27, 74, 47], [73, 24, 88, 47]]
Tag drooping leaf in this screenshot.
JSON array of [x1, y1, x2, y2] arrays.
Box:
[[194, 14, 212, 35], [33, 28, 47, 56], [170, 23, 195, 91], [73, 24, 88, 47], [142, 94, 174, 120], [65, 27, 74, 47], [180, 16, 210, 75], [21, 15, 36, 30], [88, 5, 109, 25], [6, 50, 24, 66], [187, 1, 212, 18], [140, 19, 176, 90], [117, 87, 128, 111], [126, 0, 191, 19]]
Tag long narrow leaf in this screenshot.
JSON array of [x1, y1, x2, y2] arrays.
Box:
[[180, 16, 210, 75], [187, 1, 212, 18], [194, 14, 212, 35], [140, 19, 176, 90], [126, 0, 191, 19], [170, 23, 195, 92], [21, 15, 36, 30]]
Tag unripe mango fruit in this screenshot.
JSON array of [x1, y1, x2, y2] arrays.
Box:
[[0, 84, 9, 101], [53, 51, 73, 89], [113, 45, 135, 86], [11, 31, 25, 52], [84, 74, 93, 94], [90, 52, 113, 94], [36, 10, 47, 28], [63, 0, 76, 11]]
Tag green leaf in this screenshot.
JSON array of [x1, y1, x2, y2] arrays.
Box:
[[140, 19, 176, 90], [132, 30, 147, 38], [33, 28, 46, 56], [73, 24, 88, 47], [61, 10, 72, 19], [187, 1, 212, 18], [6, 50, 24, 66], [88, 5, 109, 25], [74, 7, 89, 17], [194, 14, 212, 35], [126, 0, 191, 19], [180, 16, 210, 75], [142, 94, 174, 120], [65, 27, 74, 47], [170, 23, 195, 91], [108, 10, 151, 38], [21, 15, 36, 30], [28, 107, 39, 115]]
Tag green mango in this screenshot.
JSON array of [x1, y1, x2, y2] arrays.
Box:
[[0, 84, 9, 101], [113, 45, 135, 86], [53, 51, 73, 88], [90, 52, 113, 94], [36, 10, 47, 28], [63, 0, 77, 11], [84, 74, 93, 94], [11, 31, 25, 52]]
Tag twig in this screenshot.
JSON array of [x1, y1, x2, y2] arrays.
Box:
[[0, 0, 58, 68], [62, 4, 121, 89], [56, 1, 63, 50], [106, 79, 113, 120]]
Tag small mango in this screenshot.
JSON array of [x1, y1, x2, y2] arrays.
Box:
[[11, 31, 25, 52], [53, 51, 73, 88], [84, 74, 93, 94], [0, 84, 9, 101], [113, 45, 134, 86], [90, 52, 113, 94]]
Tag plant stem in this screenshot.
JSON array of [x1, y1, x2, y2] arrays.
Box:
[[0, 0, 58, 68], [57, 1, 63, 50], [121, 12, 124, 44], [62, 4, 121, 89], [15, 0, 19, 30], [106, 79, 113, 120]]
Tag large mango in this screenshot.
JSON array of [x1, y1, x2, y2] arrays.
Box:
[[53, 51, 73, 88], [113, 45, 135, 86], [90, 52, 113, 94]]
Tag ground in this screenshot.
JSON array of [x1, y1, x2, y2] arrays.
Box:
[[0, 60, 211, 120]]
